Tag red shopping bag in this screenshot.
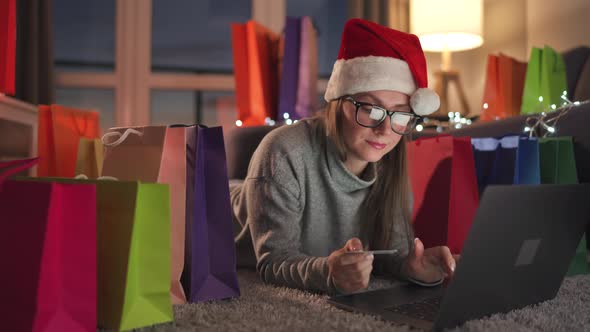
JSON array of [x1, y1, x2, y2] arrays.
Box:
[[0, 0, 16, 95], [0, 158, 96, 331], [407, 135, 479, 254]]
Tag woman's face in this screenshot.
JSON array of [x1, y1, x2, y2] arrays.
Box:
[[340, 90, 410, 174]]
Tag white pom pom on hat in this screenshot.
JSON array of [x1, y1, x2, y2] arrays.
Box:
[[410, 88, 441, 116], [324, 18, 440, 116]]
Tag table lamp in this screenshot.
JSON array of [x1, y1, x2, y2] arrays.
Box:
[[410, 0, 483, 118]]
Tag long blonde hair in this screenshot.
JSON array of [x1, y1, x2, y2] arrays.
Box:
[[316, 99, 413, 250]]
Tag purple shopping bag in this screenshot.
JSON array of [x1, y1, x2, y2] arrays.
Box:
[[181, 126, 240, 302], [278, 17, 302, 122], [295, 16, 318, 119]]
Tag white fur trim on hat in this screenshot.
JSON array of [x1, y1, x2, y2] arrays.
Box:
[[410, 88, 440, 116], [324, 56, 416, 101]]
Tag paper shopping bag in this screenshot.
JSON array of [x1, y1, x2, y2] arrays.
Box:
[[538, 136, 589, 275], [407, 135, 480, 254], [29, 175, 174, 330], [0, 158, 96, 332], [231, 20, 280, 126], [37, 104, 100, 177], [471, 136, 540, 195], [96, 181, 173, 330], [181, 126, 240, 302], [278, 17, 302, 121], [102, 126, 188, 304], [75, 138, 104, 178], [0, 0, 16, 95], [480, 54, 527, 121], [521, 46, 568, 114], [295, 16, 319, 119]]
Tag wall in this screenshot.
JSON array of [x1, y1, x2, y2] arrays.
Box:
[[527, 0, 590, 53], [424, 0, 590, 118]]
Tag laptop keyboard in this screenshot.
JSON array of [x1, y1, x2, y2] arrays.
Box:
[[385, 296, 442, 322]]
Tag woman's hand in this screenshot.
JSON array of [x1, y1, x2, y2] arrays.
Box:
[[328, 238, 374, 293], [403, 238, 459, 284]]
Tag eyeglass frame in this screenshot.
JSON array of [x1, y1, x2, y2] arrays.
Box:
[[341, 96, 422, 135]]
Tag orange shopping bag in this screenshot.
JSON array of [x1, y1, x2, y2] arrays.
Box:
[[231, 20, 280, 126], [37, 104, 100, 177], [480, 54, 527, 121]]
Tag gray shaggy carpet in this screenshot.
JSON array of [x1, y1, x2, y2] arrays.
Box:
[[124, 269, 590, 332]]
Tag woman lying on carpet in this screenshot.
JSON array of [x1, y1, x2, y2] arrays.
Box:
[[231, 18, 458, 294]]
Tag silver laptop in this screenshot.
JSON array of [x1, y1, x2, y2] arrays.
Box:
[[328, 184, 590, 331]]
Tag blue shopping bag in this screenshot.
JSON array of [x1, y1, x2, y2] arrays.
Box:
[[471, 136, 541, 195]]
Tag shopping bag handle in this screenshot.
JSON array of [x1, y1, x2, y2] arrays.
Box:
[[169, 124, 208, 128], [0, 158, 39, 185], [102, 128, 143, 147]]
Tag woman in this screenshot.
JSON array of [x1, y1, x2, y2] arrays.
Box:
[[232, 18, 456, 294]]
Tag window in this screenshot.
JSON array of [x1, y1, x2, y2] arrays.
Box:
[[151, 90, 197, 126], [55, 88, 115, 133], [151, 90, 236, 128], [53, 0, 116, 71], [286, 0, 348, 78], [151, 0, 251, 73], [54, 0, 340, 129]]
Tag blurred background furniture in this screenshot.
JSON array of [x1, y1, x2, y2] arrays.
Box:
[[0, 94, 37, 175]]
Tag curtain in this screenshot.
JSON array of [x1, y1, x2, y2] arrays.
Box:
[[15, 0, 54, 105], [348, 0, 409, 32]]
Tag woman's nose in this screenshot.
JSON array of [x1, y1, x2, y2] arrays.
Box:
[[373, 116, 394, 136]]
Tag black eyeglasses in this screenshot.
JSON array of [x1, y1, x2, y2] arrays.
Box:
[[342, 96, 421, 135]]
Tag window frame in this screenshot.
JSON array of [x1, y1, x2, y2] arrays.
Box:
[[54, 0, 330, 127]]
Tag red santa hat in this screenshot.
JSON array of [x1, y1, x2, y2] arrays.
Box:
[[324, 19, 440, 116]]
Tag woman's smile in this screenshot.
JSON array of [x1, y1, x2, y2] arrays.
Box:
[[366, 140, 387, 150]]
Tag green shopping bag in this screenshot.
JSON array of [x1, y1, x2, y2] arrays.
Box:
[[539, 137, 589, 276], [25, 177, 174, 330], [521, 46, 568, 114]]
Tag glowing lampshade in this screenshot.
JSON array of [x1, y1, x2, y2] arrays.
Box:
[[410, 0, 483, 52]]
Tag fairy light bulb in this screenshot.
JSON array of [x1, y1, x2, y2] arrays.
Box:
[[483, 103, 488, 109], [283, 113, 290, 120], [286, 119, 293, 125], [235, 120, 243, 127], [416, 124, 424, 132], [538, 96, 544, 102], [541, 121, 555, 134]]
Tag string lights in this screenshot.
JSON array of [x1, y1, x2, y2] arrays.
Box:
[[414, 112, 473, 133], [523, 91, 588, 138], [234, 113, 299, 127]]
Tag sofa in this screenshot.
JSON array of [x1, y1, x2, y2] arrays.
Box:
[[225, 45, 590, 255]]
